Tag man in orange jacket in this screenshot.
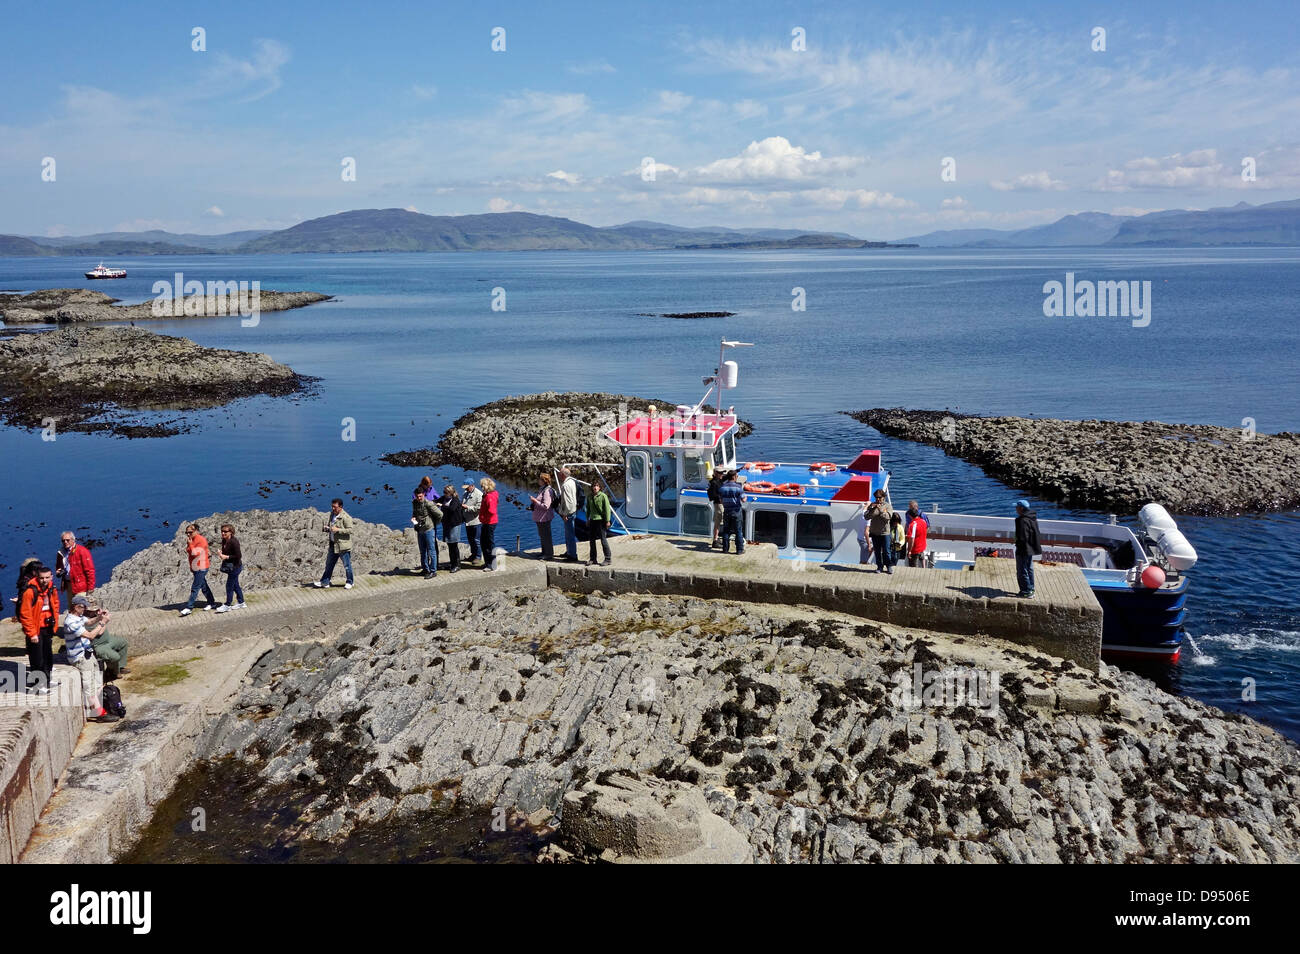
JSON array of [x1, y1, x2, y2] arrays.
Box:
[[18, 564, 60, 693]]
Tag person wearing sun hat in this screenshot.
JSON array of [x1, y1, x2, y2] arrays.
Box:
[[1014, 499, 1042, 597], [63, 595, 120, 721], [461, 481, 483, 564]]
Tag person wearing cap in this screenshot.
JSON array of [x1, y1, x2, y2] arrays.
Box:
[[1014, 500, 1042, 597], [556, 467, 580, 562], [865, 489, 894, 574], [460, 481, 483, 564], [62, 596, 118, 720]]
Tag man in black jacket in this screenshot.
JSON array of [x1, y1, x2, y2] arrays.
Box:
[[1014, 500, 1042, 597]]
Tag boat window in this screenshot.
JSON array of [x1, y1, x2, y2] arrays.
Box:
[[725, 433, 735, 466], [795, 513, 834, 551], [653, 451, 677, 518], [683, 454, 708, 487], [713, 443, 725, 469], [682, 503, 712, 536], [752, 510, 789, 548], [625, 452, 650, 520]]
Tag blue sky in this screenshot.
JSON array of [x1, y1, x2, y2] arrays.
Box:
[[2, 0, 1297, 239]]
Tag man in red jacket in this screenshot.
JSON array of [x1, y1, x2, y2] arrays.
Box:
[[56, 531, 96, 603], [18, 564, 60, 693]]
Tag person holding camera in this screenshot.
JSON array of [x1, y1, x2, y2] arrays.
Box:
[[866, 490, 894, 575]]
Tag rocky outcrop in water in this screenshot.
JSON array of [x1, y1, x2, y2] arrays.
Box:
[[848, 408, 1300, 515], [0, 287, 331, 323], [96, 508, 423, 610], [383, 391, 753, 486], [0, 327, 312, 437], [194, 587, 1300, 863]]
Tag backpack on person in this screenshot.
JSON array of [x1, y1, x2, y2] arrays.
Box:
[[101, 682, 126, 719]]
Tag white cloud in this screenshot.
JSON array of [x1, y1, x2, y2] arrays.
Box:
[[654, 90, 694, 113], [546, 170, 582, 184], [990, 171, 1066, 192], [410, 84, 438, 100], [205, 38, 290, 103], [1094, 149, 1225, 191], [404, 205, 419, 213], [566, 59, 616, 75], [942, 196, 969, 208], [487, 197, 523, 212], [204, 205, 225, 217], [693, 136, 864, 184]]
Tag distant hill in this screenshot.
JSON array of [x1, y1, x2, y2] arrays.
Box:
[[31, 228, 272, 250], [0, 235, 56, 257], [902, 200, 1300, 248], [675, 234, 916, 250], [1106, 199, 1300, 246], [237, 209, 643, 253]]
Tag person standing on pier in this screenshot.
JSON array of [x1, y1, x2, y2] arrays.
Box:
[[17, 564, 59, 693], [718, 470, 746, 555], [905, 505, 928, 568], [479, 478, 501, 571], [215, 523, 245, 612], [55, 531, 95, 605], [180, 524, 219, 616], [586, 479, 613, 566], [315, 499, 355, 589], [461, 481, 483, 565], [1014, 500, 1042, 598], [530, 472, 557, 561], [439, 484, 465, 572], [411, 489, 442, 579], [707, 469, 725, 549], [556, 467, 580, 562], [866, 490, 894, 574]]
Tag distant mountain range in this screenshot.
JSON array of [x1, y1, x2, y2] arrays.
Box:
[[901, 199, 1300, 247], [3, 199, 1298, 257]]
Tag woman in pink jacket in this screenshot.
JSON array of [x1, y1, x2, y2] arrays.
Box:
[[479, 477, 500, 571]]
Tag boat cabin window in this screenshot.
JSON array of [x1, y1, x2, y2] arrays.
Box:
[[752, 510, 789, 548], [712, 443, 726, 469], [683, 453, 708, 487], [625, 451, 651, 520], [724, 433, 735, 466], [795, 513, 834, 551], [682, 503, 712, 536], [653, 451, 677, 518]]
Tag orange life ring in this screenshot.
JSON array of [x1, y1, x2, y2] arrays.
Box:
[[809, 462, 837, 474], [746, 481, 777, 493], [774, 483, 804, 496], [744, 461, 776, 472]]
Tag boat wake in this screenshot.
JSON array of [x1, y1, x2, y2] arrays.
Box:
[[1198, 629, 1300, 654]]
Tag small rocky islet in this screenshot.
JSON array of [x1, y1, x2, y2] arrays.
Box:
[[0, 287, 332, 323], [165, 576, 1299, 864], [0, 326, 313, 437], [382, 391, 753, 487], [849, 408, 1300, 515]]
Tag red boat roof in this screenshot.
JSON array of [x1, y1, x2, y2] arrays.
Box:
[[605, 412, 737, 449]]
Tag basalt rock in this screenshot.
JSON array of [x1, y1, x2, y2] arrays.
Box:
[[383, 391, 754, 486], [188, 588, 1300, 864], [0, 326, 313, 437], [0, 287, 331, 324], [847, 408, 1300, 516]]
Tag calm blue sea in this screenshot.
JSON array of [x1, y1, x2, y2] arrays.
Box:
[[2, 248, 1298, 738]]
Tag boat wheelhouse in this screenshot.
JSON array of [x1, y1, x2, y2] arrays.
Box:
[[584, 339, 1197, 662]]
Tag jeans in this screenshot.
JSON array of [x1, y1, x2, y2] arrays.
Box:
[[418, 529, 438, 574], [92, 632, 129, 679], [321, 549, 354, 585], [26, 626, 54, 687], [225, 565, 244, 604], [537, 519, 554, 560], [1016, 551, 1035, 594], [481, 523, 497, 569], [465, 524, 481, 562], [869, 534, 891, 572], [562, 515, 577, 559], [187, 569, 216, 609], [587, 520, 611, 564], [721, 510, 744, 554]]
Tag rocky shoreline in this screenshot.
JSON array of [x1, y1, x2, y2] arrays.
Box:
[[0, 327, 313, 437], [0, 287, 331, 323], [848, 408, 1300, 515], [182, 584, 1299, 863], [383, 391, 753, 486]]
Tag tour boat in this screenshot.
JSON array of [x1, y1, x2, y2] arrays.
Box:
[[568, 340, 1196, 663], [84, 263, 127, 279]]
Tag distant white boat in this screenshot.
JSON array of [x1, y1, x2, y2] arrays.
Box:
[[85, 262, 127, 280]]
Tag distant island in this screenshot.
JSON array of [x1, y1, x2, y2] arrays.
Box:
[[3, 198, 1298, 257]]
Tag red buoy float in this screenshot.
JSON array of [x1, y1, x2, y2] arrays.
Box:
[[809, 462, 837, 474], [746, 481, 777, 493], [1140, 564, 1166, 589], [773, 483, 804, 496], [744, 461, 776, 473]]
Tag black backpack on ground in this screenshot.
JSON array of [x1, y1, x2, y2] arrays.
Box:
[[102, 683, 126, 719]]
